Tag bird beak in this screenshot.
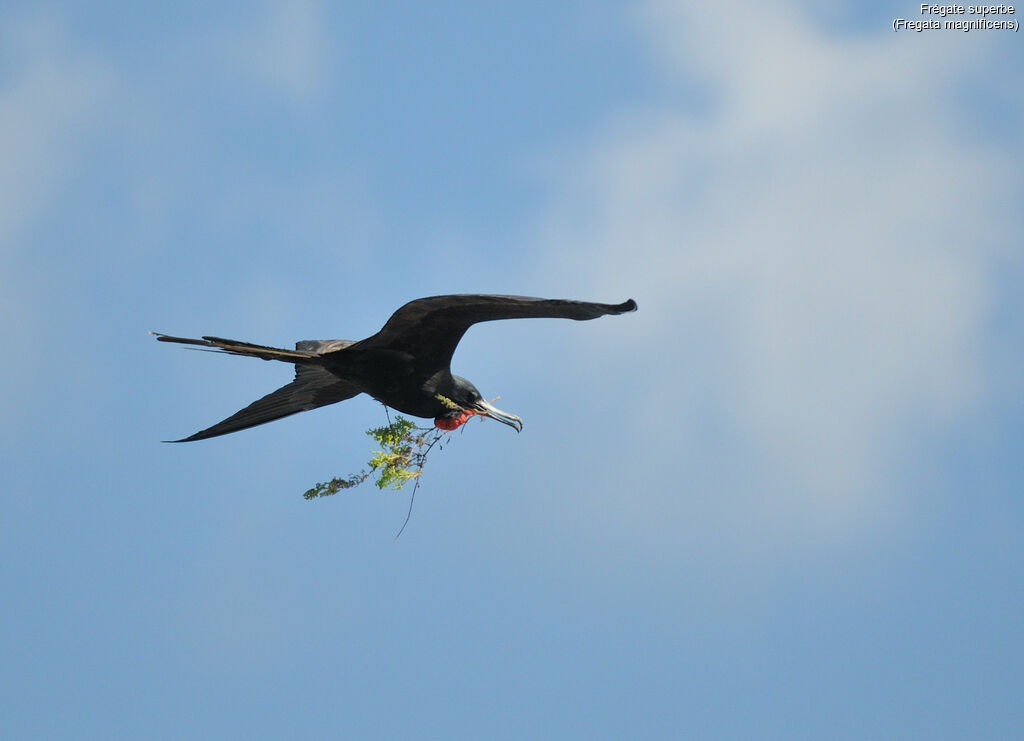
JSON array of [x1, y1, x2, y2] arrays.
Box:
[[471, 399, 523, 433]]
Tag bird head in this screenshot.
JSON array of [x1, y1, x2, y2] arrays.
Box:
[[434, 375, 523, 433]]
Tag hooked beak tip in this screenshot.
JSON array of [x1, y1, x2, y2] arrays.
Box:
[[473, 399, 523, 433]]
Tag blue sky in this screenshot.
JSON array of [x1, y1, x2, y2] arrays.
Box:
[[2, 1, 1022, 738]]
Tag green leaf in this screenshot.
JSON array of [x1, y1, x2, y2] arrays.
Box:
[[304, 414, 447, 497]]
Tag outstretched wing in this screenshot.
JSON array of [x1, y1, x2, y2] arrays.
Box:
[[345, 294, 637, 371], [161, 337, 360, 442]]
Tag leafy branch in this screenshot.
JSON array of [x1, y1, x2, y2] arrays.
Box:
[[303, 411, 459, 538], [303, 415, 446, 498]]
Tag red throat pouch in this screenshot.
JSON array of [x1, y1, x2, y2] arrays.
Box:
[[434, 411, 471, 430]]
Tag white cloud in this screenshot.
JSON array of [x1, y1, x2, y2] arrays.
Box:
[[528, 0, 1020, 540], [0, 14, 112, 439], [0, 14, 111, 248], [228, 0, 330, 103]]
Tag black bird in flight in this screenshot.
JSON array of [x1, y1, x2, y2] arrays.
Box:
[[154, 294, 637, 442]]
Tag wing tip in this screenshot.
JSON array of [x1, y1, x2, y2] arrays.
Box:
[[163, 430, 212, 442]]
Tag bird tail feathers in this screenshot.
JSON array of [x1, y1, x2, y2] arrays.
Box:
[[150, 332, 319, 363]]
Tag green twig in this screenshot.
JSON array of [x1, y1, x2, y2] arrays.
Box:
[[303, 414, 453, 537]]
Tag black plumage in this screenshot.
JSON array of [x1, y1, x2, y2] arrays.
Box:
[[154, 294, 637, 442]]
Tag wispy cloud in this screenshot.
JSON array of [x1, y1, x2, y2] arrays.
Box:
[[228, 0, 331, 103], [528, 0, 1021, 540], [0, 14, 112, 438], [0, 14, 112, 248]]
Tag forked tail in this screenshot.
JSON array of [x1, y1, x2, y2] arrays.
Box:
[[151, 332, 361, 441], [150, 332, 320, 364]]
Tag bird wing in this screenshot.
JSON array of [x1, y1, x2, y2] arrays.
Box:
[[163, 337, 360, 442], [347, 294, 637, 369]]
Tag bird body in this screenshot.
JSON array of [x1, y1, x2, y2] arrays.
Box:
[[154, 294, 637, 441]]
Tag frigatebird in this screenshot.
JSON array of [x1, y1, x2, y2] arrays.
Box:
[[154, 294, 637, 442]]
